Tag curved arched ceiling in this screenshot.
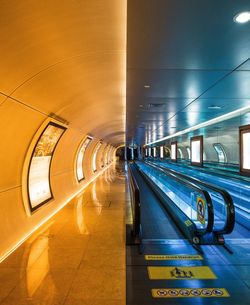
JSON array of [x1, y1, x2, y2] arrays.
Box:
[[0, 0, 126, 146]]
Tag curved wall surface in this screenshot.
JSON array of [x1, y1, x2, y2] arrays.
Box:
[[0, 0, 126, 261]]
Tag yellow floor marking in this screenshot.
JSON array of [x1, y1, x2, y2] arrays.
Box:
[[148, 266, 217, 279], [152, 288, 230, 298], [145, 254, 203, 260]]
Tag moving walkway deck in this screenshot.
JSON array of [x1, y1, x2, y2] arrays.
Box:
[[129, 163, 183, 240]]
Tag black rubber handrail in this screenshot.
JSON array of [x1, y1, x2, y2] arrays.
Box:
[[148, 160, 235, 235], [128, 163, 141, 237], [139, 161, 214, 235]]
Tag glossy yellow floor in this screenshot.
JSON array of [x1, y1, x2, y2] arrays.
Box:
[[0, 162, 127, 305]]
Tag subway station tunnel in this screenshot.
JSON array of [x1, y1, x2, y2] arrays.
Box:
[[0, 1, 250, 305]]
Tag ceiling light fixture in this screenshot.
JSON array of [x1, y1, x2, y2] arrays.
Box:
[[144, 85, 150, 88], [208, 105, 222, 109], [234, 11, 250, 23]]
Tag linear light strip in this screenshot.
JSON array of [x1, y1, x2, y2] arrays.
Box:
[[145, 105, 250, 146], [0, 162, 114, 264]]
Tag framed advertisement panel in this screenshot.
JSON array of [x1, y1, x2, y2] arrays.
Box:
[[160, 146, 164, 158], [92, 142, 102, 172], [190, 135, 203, 167], [27, 122, 66, 212], [171, 141, 177, 162], [104, 145, 111, 165], [148, 147, 151, 157], [153, 147, 157, 157], [76, 136, 92, 182], [240, 124, 250, 176]]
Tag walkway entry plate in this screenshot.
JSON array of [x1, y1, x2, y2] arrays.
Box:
[[145, 254, 203, 260], [148, 266, 217, 279], [152, 288, 230, 298]]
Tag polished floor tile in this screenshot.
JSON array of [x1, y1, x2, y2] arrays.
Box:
[[0, 162, 126, 305]]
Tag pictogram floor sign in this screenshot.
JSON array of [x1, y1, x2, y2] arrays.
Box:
[[148, 266, 217, 279], [145, 254, 203, 260], [152, 288, 230, 298]]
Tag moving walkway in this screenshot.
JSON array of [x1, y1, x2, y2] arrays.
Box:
[[150, 159, 250, 231], [128, 161, 235, 250]]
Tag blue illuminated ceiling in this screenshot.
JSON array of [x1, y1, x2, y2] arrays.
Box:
[[126, 0, 250, 146]]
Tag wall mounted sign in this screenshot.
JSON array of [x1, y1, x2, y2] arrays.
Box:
[[28, 122, 66, 212], [240, 124, 250, 176], [171, 141, 177, 162], [191, 136, 203, 166], [76, 136, 92, 182]]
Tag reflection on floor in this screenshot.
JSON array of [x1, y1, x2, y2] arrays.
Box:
[[0, 162, 127, 305]]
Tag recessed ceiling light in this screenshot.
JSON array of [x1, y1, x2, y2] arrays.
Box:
[[208, 105, 222, 109], [144, 85, 150, 88], [234, 11, 250, 23]]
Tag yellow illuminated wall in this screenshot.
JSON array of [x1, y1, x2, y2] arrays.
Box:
[[0, 0, 126, 261]]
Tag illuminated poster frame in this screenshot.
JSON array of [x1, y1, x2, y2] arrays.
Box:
[[240, 124, 250, 176], [100, 144, 107, 168], [104, 145, 110, 165], [92, 142, 102, 172], [130, 147, 134, 160], [153, 147, 157, 157], [27, 122, 66, 212], [148, 147, 151, 157], [75, 136, 92, 182], [105, 145, 111, 164], [160, 146, 164, 158], [171, 141, 177, 162], [190, 135, 203, 167]]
